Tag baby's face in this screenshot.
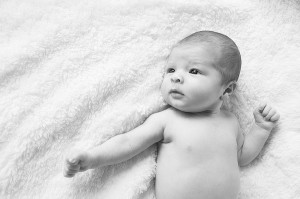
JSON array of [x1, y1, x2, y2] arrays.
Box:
[[160, 43, 226, 113]]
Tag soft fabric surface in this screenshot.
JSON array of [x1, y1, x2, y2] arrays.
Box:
[[0, 0, 299, 198]]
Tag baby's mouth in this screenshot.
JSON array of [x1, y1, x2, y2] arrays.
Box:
[[169, 89, 184, 96]]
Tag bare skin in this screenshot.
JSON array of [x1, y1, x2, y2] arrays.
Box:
[[63, 43, 280, 199], [155, 107, 240, 199]]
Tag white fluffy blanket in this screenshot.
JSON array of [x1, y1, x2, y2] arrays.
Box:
[[0, 0, 299, 198]]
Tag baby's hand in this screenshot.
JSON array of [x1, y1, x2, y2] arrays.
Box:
[[63, 149, 92, 178], [253, 102, 280, 132]]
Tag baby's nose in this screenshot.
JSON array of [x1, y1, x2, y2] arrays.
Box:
[[171, 74, 183, 83]]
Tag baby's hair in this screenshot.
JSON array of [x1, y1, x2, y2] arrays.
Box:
[[172, 30, 241, 86]]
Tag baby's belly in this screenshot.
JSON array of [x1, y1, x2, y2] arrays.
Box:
[[155, 144, 240, 199]]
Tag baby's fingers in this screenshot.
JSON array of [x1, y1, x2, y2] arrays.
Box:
[[63, 159, 80, 177], [270, 113, 280, 122], [64, 171, 75, 178], [66, 160, 80, 170], [64, 163, 80, 178], [265, 109, 276, 120], [257, 102, 267, 112], [263, 106, 280, 122], [261, 104, 272, 117]]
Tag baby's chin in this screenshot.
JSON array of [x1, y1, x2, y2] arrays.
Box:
[[161, 91, 208, 113], [165, 101, 198, 113], [169, 105, 219, 115], [165, 99, 213, 113], [162, 96, 189, 112], [172, 106, 201, 113]]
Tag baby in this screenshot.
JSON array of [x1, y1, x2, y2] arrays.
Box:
[[63, 31, 280, 199]]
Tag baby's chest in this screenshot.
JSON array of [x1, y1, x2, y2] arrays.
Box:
[[163, 118, 237, 155]]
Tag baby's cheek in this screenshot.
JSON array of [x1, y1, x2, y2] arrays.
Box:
[[191, 88, 212, 102]]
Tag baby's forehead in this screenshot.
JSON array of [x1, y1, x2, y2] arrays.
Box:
[[166, 43, 222, 65]]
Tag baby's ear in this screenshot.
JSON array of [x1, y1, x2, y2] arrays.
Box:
[[223, 81, 236, 96]]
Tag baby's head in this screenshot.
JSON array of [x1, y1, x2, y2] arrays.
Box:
[[160, 31, 241, 114]]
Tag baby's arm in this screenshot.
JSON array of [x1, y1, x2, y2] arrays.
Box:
[[63, 111, 165, 178], [237, 102, 280, 167]]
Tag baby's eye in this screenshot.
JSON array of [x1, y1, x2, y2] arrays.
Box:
[[190, 68, 201, 74], [166, 68, 175, 73]]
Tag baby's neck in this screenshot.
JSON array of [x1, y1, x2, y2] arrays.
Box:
[[174, 108, 222, 119], [190, 109, 221, 117], [194, 100, 224, 116], [166, 100, 224, 117]]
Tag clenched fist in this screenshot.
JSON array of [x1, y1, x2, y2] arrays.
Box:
[[63, 149, 92, 178], [253, 102, 280, 132]]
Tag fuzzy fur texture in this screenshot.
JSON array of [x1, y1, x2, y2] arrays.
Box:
[[0, 0, 299, 198]]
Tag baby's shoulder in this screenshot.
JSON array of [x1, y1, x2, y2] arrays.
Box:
[[152, 107, 178, 125], [157, 106, 175, 118], [149, 107, 173, 127]]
